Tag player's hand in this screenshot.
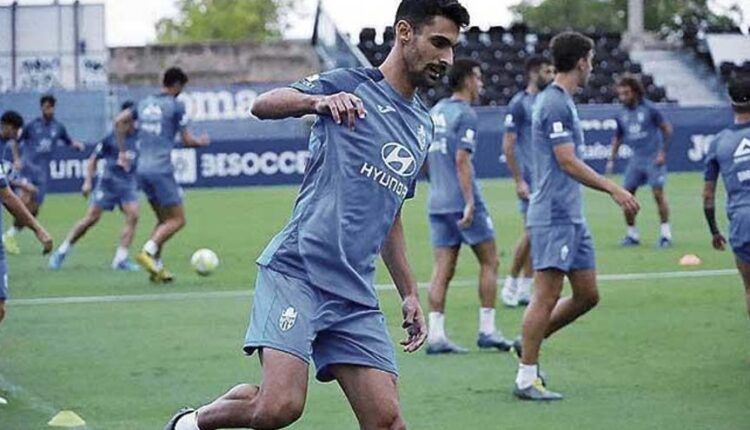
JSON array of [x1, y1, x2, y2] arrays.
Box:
[[400, 295, 427, 353], [35, 228, 53, 255], [196, 132, 211, 147], [117, 151, 131, 172], [655, 151, 666, 166], [605, 160, 614, 176], [458, 203, 475, 229], [515, 179, 530, 200], [81, 180, 92, 198], [72, 141, 86, 152], [712, 233, 727, 251], [611, 187, 639, 217], [315, 92, 367, 130]]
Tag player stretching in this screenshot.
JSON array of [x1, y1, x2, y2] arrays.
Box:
[[703, 76, 750, 319], [501, 55, 555, 307], [4, 95, 84, 254], [606, 75, 673, 248], [48, 102, 141, 271], [115, 67, 210, 283], [425, 58, 511, 354], [164, 1, 469, 429], [0, 110, 54, 327], [513, 32, 639, 401]]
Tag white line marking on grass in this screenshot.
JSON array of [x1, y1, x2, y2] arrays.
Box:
[[9, 268, 738, 307], [0, 373, 92, 428]]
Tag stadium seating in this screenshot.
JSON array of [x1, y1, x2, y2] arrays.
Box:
[[357, 25, 669, 106]]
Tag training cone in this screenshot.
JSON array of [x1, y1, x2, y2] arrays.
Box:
[[0, 396, 7, 405], [48, 410, 86, 427], [679, 254, 702, 266]]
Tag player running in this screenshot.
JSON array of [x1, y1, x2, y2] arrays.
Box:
[[703, 76, 750, 319], [0, 110, 54, 327], [513, 32, 639, 401], [501, 55, 555, 307], [606, 75, 674, 248], [425, 58, 511, 354], [48, 102, 141, 271], [115, 67, 210, 283], [164, 1, 469, 429], [3, 95, 84, 254]]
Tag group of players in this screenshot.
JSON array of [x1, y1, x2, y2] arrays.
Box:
[[0, 0, 748, 428]]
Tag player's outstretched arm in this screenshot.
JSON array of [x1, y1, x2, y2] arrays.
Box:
[[180, 129, 210, 148], [381, 212, 427, 353], [656, 121, 674, 166], [553, 143, 640, 216], [606, 135, 622, 175], [252, 88, 366, 129], [703, 180, 726, 250], [503, 132, 529, 200], [81, 152, 97, 198], [456, 149, 476, 228], [0, 187, 52, 254], [113, 109, 135, 169], [9, 138, 22, 172]]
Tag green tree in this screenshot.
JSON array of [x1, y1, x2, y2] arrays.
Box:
[[156, 0, 297, 44], [511, 0, 739, 33]]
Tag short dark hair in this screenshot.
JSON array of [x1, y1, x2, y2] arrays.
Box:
[[121, 100, 136, 111], [550, 31, 594, 73], [616, 74, 645, 100], [525, 55, 551, 76], [394, 0, 470, 32], [163, 67, 189, 88], [448, 58, 480, 91], [1, 110, 24, 129], [729, 76, 750, 113], [40, 94, 56, 106]]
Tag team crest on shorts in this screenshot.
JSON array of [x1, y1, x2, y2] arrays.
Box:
[[279, 307, 298, 331], [560, 245, 569, 261]]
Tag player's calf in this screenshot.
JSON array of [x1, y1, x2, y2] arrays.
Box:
[[0, 301, 5, 324]]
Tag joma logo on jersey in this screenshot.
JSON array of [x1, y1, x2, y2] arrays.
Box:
[[734, 138, 750, 164], [381, 142, 417, 177]]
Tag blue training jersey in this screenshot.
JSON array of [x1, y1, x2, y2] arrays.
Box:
[[0, 162, 8, 262], [505, 90, 536, 186], [527, 84, 585, 227], [427, 98, 485, 214], [93, 131, 140, 184], [704, 121, 750, 246], [615, 100, 665, 161], [258, 67, 433, 308], [135, 93, 188, 175], [19, 117, 73, 179]]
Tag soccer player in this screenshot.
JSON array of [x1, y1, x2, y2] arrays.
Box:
[[48, 102, 141, 271], [3, 95, 84, 254], [501, 55, 555, 307], [0, 110, 54, 327], [164, 1, 469, 429], [606, 74, 674, 248], [703, 76, 750, 319], [513, 32, 639, 401], [115, 67, 210, 283], [425, 58, 511, 354]]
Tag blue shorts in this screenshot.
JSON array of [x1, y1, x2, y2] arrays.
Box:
[[13, 171, 47, 205], [730, 214, 750, 263], [623, 161, 667, 190], [529, 223, 596, 272], [90, 179, 139, 211], [428, 209, 495, 248], [138, 172, 183, 207], [244, 266, 398, 382], [517, 198, 530, 215], [0, 260, 8, 301]]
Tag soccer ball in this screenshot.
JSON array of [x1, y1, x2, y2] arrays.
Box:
[[191, 248, 219, 276]]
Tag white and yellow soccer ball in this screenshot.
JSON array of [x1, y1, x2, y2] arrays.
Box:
[[191, 248, 220, 276]]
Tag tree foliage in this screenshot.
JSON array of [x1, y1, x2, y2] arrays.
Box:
[[156, 0, 297, 44]]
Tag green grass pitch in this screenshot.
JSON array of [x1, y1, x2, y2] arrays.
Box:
[[0, 173, 748, 429]]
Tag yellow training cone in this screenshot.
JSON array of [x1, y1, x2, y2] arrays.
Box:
[[48, 410, 86, 427], [679, 254, 702, 266]]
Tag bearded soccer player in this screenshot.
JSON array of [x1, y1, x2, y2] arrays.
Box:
[[606, 74, 674, 248], [0, 110, 54, 328], [48, 102, 141, 271], [115, 67, 210, 283], [513, 32, 639, 401], [501, 55, 555, 307], [425, 58, 511, 354], [165, 1, 469, 429], [703, 76, 750, 319], [3, 95, 84, 254]]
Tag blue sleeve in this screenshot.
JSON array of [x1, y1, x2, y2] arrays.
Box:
[[94, 135, 113, 159], [19, 124, 30, 142], [704, 136, 720, 182], [504, 98, 524, 134], [174, 100, 189, 132], [543, 101, 574, 147], [650, 104, 665, 127], [457, 110, 479, 153], [59, 124, 73, 145], [0, 162, 8, 188], [289, 69, 363, 96], [615, 117, 625, 138]]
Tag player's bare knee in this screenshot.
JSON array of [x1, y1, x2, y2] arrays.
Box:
[[578, 290, 600, 310], [250, 393, 304, 429], [482, 254, 499, 273]]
